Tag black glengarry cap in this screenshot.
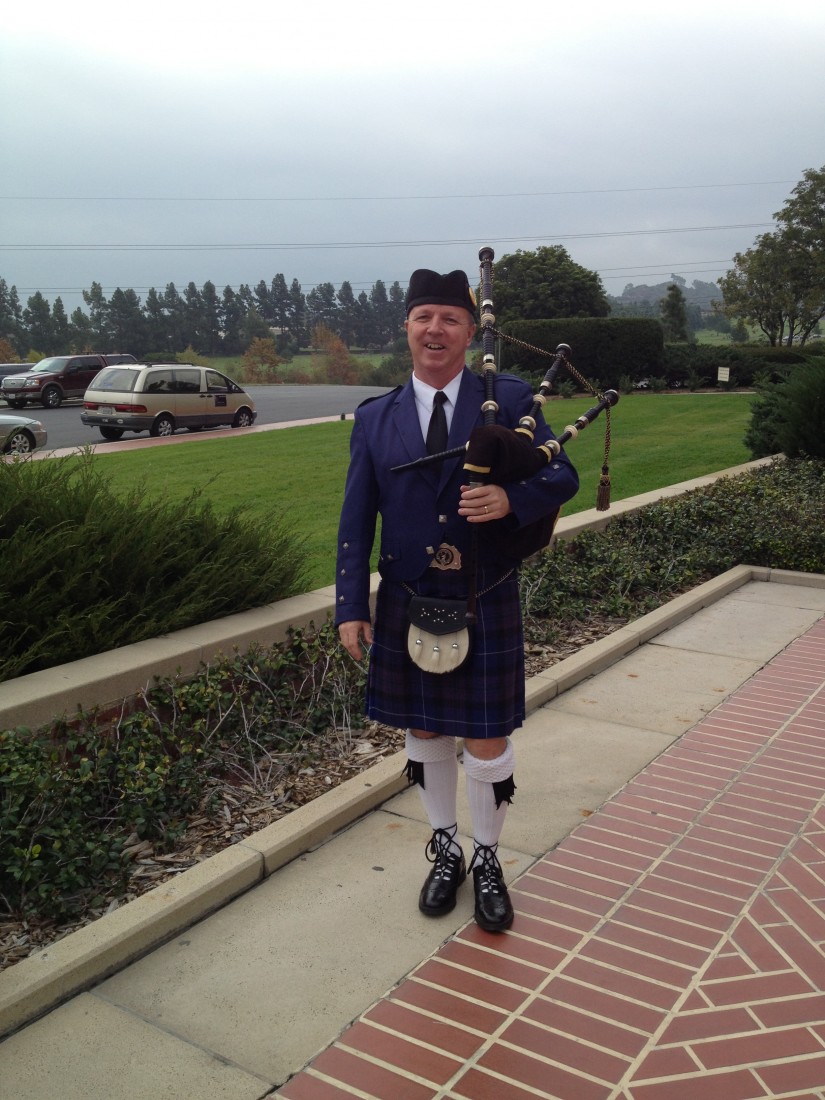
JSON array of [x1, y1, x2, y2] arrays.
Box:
[[405, 269, 477, 317]]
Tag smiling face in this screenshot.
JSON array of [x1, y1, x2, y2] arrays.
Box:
[[405, 304, 476, 388]]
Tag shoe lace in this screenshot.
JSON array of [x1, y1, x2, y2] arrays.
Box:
[[425, 828, 462, 880], [468, 843, 505, 894]]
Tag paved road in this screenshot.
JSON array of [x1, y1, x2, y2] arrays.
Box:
[[4, 385, 392, 452]]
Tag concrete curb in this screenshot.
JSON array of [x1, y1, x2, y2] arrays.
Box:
[[5, 562, 819, 1038]]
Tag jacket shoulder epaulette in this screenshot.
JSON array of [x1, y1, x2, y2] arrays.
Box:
[[356, 385, 403, 411]]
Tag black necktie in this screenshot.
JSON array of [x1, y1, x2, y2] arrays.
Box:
[[426, 391, 448, 455]]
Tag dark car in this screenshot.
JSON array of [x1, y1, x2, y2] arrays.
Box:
[[0, 353, 138, 409]]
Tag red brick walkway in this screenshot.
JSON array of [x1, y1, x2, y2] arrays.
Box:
[[277, 615, 825, 1100]]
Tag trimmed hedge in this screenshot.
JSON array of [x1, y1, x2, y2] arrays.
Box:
[[499, 318, 665, 390], [498, 317, 822, 391]]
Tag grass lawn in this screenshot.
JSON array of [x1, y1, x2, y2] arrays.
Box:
[[86, 392, 755, 591]]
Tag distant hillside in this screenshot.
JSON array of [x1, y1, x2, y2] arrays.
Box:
[[608, 276, 721, 313]]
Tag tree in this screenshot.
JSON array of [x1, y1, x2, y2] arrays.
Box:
[[254, 279, 272, 323], [82, 282, 110, 347], [271, 274, 291, 336], [144, 288, 170, 353], [718, 231, 825, 346], [108, 288, 145, 354], [242, 336, 283, 383], [388, 281, 406, 339], [336, 281, 358, 347], [69, 307, 94, 351], [490, 245, 609, 325], [51, 297, 70, 350], [0, 279, 24, 353], [200, 281, 222, 354], [354, 290, 375, 348], [312, 323, 360, 384], [289, 279, 307, 347], [369, 279, 394, 346], [0, 336, 18, 361], [183, 282, 205, 350], [306, 282, 338, 334], [162, 283, 187, 351], [775, 164, 825, 252], [659, 283, 689, 343], [23, 292, 55, 354], [241, 307, 271, 347], [718, 167, 825, 346], [220, 286, 244, 355]]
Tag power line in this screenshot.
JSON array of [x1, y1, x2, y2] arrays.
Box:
[[0, 180, 795, 203], [0, 222, 773, 253]]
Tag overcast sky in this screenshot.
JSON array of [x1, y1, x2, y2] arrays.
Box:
[[2, 0, 824, 316]]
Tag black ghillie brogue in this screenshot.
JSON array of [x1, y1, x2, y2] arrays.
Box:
[[419, 827, 466, 917], [469, 843, 514, 933]]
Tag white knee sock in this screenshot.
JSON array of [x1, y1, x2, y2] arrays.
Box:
[[463, 739, 515, 849], [405, 730, 461, 854]]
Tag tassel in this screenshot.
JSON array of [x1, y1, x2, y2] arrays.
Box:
[[596, 465, 611, 511], [492, 775, 517, 809], [403, 759, 425, 788]]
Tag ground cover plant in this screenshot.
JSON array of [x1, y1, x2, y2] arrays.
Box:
[[2, 457, 823, 934]]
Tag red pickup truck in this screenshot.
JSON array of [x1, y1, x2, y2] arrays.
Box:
[[1, 353, 137, 409]]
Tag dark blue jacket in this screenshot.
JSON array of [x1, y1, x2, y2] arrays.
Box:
[[335, 367, 579, 624]]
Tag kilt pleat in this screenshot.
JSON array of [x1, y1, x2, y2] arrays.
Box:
[[365, 566, 525, 740]]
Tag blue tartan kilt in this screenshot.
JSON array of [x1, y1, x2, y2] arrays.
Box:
[[365, 565, 525, 740]]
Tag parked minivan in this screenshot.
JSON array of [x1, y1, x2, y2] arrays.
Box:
[[81, 363, 257, 440], [1, 354, 137, 408]]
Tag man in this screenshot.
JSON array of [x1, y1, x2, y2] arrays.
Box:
[[337, 268, 579, 933]]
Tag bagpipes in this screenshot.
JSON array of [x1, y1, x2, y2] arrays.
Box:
[[394, 245, 619, 562]]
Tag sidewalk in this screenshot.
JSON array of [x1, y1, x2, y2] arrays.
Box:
[[1, 567, 824, 1099]]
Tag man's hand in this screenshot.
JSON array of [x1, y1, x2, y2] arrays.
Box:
[[459, 483, 512, 523], [339, 620, 373, 661]]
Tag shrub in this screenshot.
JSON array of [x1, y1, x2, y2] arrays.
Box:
[[0, 453, 307, 681], [662, 344, 815, 389], [176, 345, 209, 366], [242, 337, 283, 383], [745, 363, 825, 459]]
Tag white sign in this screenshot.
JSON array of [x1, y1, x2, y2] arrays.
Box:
[[717, 367, 730, 382]]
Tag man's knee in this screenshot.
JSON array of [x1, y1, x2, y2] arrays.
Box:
[[463, 736, 507, 761]]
